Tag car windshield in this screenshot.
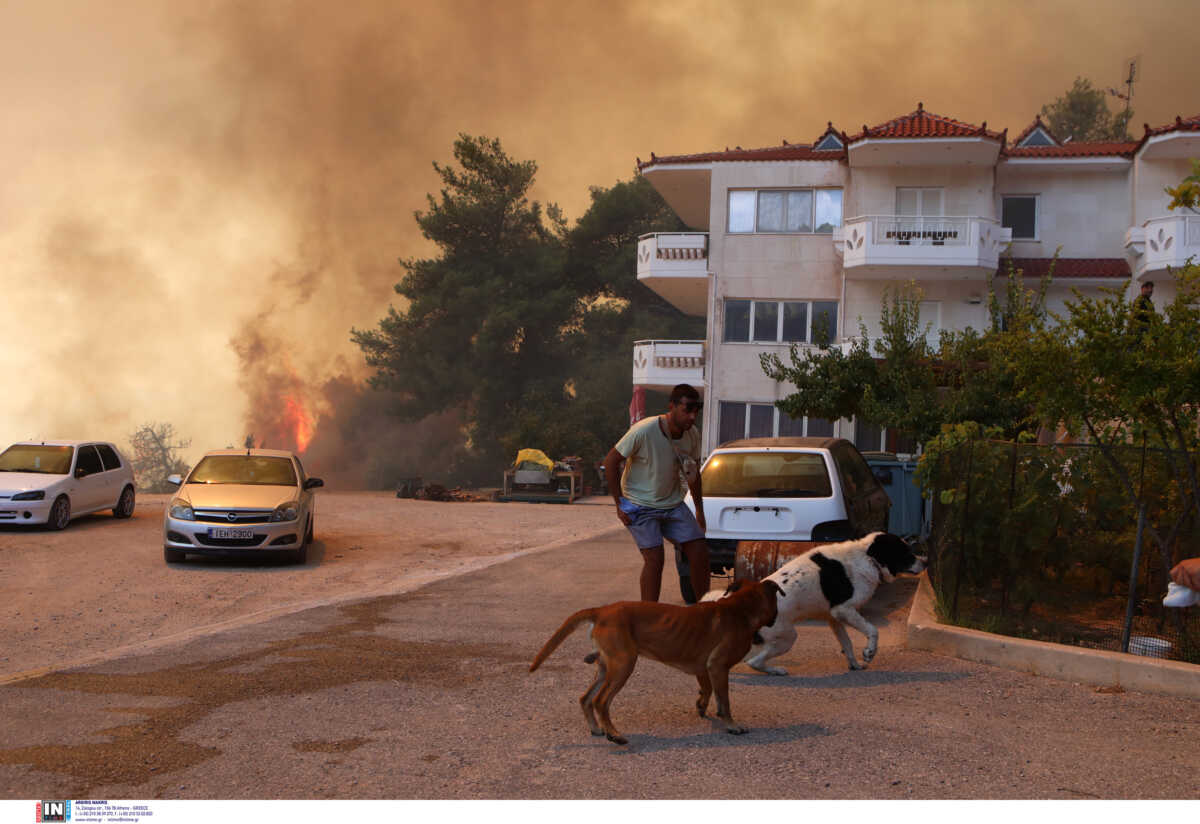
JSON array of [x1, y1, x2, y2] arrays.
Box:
[[0, 444, 74, 475], [701, 452, 833, 498], [187, 455, 297, 486]]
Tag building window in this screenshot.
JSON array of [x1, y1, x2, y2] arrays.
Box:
[[723, 299, 839, 344], [728, 189, 843, 234], [719, 401, 835, 443], [1002, 195, 1038, 240]]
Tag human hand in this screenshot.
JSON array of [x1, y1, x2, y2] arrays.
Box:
[[696, 510, 706, 533], [616, 507, 632, 527]]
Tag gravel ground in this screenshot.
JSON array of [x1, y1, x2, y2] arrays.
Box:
[[0, 491, 618, 680], [0, 502, 1196, 800]]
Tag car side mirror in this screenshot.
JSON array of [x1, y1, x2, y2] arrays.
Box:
[[75, 467, 87, 479], [872, 469, 892, 486], [166, 474, 182, 486], [303, 477, 324, 490]]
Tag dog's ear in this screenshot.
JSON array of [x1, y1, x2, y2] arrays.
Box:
[[762, 580, 783, 599], [867, 532, 916, 575], [724, 580, 744, 594]]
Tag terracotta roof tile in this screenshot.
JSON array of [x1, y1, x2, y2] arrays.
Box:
[[849, 103, 1003, 142], [638, 142, 845, 170], [1142, 113, 1200, 138], [1005, 141, 1137, 158], [997, 257, 1130, 279]]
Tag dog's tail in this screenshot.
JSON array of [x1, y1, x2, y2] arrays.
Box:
[[529, 608, 598, 672]]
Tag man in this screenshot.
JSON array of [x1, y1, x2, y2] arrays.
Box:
[[603, 384, 709, 602], [1132, 280, 1155, 337]]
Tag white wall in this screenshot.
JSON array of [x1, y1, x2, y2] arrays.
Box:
[[996, 168, 1130, 258], [849, 165, 995, 217]]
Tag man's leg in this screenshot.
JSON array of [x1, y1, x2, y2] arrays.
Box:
[[680, 538, 710, 600], [639, 545, 665, 601]]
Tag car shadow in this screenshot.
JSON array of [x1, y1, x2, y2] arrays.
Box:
[[0, 511, 132, 532], [166, 540, 326, 571]]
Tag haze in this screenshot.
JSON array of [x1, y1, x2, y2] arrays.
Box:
[[2, 0, 1197, 476]]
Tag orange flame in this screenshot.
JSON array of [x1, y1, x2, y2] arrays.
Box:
[[283, 395, 315, 453]]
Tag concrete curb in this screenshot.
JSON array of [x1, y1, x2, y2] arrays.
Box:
[[906, 572, 1199, 699]]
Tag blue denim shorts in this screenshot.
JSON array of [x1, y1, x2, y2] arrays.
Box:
[[619, 497, 704, 550]]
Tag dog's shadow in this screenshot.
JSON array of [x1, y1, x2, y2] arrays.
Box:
[[557, 722, 832, 755], [731, 668, 967, 689]]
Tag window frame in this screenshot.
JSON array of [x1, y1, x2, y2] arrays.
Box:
[[1001, 194, 1040, 241], [718, 400, 837, 442], [727, 187, 844, 235], [722, 298, 839, 344]]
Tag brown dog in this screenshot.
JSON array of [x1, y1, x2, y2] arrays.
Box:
[[529, 579, 781, 745]]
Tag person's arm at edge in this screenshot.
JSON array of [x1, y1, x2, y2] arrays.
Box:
[[603, 447, 630, 526]]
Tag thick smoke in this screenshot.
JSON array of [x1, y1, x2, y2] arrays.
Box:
[[1, 0, 1196, 485]]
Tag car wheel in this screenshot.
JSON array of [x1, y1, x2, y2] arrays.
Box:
[[164, 547, 186, 563], [113, 485, 135, 518], [47, 496, 71, 530]]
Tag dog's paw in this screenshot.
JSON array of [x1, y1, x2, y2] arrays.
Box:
[[766, 666, 788, 676], [848, 660, 865, 671], [725, 725, 748, 735], [605, 733, 628, 746], [863, 647, 877, 662], [583, 652, 599, 665], [696, 703, 708, 718], [590, 728, 605, 737]]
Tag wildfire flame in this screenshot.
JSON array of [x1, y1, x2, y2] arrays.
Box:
[[283, 395, 315, 453]]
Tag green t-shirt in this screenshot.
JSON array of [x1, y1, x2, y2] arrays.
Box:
[[614, 415, 702, 509]]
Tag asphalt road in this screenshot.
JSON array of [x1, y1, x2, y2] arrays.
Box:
[[0, 527, 1196, 800]]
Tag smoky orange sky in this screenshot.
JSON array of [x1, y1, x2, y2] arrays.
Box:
[[2, 0, 1198, 470]]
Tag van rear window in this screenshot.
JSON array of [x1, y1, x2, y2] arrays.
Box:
[[701, 452, 832, 498]]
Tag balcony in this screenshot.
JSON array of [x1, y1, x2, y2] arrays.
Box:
[[1126, 215, 1200, 278], [632, 340, 705, 392], [841, 215, 1011, 279], [636, 232, 710, 316]]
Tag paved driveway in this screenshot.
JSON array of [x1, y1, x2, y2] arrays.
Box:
[[0, 529, 1194, 799]]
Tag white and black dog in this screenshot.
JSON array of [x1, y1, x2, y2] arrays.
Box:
[[701, 532, 926, 674]]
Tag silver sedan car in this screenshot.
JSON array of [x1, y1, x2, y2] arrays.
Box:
[[163, 448, 323, 564]]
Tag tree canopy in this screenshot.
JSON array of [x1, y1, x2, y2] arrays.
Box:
[[1039, 76, 1132, 142], [354, 135, 701, 482]]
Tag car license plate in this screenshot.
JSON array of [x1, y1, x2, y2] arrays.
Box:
[[208, 527, 255, 539]]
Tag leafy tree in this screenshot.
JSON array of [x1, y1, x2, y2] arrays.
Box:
[[1020, 264, 1200, 582], [354, 139, 702, 483], [128, 422, 191, 492], [760, 261, 1054, 444], [1039, 76, 1132, 142], [1165, 158, 1200, 212], [352, 135, 572, 477]]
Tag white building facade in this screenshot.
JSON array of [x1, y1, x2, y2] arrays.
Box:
[[633, 106, 1200, 455]]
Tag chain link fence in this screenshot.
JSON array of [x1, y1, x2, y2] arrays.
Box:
[[921, 440, 1199, 665]]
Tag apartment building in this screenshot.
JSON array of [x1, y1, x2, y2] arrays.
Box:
[[632, 105, 1200, 455]]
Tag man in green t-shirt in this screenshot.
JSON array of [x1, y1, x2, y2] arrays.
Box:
[[602, 384, 709, 602]]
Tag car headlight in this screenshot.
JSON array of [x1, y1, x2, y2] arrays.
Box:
[[169, 499, 195, 521], [270, 501, 299, 522], [11, 490, 46, 501]]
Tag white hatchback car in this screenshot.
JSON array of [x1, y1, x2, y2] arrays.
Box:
[[0, 441, 137, 529], [163, 448, 323, 565]]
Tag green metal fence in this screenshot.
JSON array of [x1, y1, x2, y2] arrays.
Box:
[[922, 440, 1199, 664]]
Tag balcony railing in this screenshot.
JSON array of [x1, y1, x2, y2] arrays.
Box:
[[632, 339, 705, 388], [636, 232, 709, 277], [842, 215, 1010, 274], [1127, 215, 1200, 276]]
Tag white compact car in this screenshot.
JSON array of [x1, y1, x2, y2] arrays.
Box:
[[0, 441, 137, 529], [163, 448, 323, 565]]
